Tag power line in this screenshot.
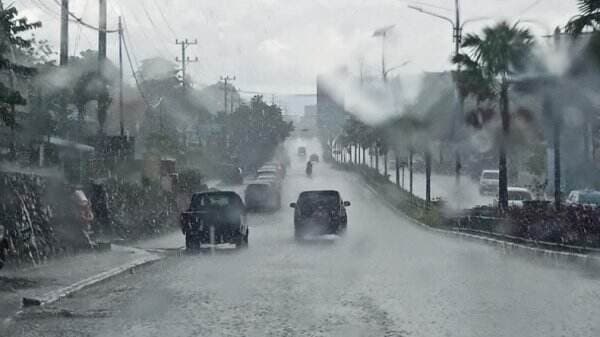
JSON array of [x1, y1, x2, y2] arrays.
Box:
[[520, 0, 544, 16], [140, 1, 171, 42], [72, 0, 91, 56], [121, 30, 150, 108], [50, 0, 119, 33], [121, 19, 141, 77], [28, 0, 61, 20], [152, 0, 177, 37], [117, 2, 169, 59]]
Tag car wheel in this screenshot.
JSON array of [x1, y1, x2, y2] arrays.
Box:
[[237, 230, 249, 248]]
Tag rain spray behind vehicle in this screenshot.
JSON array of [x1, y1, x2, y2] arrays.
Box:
[[180, 191, 248, 249], [290, 190, 350, 239]]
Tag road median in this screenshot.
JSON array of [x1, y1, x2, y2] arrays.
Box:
[[336, 162, 600, 264]]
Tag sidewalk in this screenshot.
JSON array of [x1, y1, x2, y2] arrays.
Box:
[[0, 244, 159, 321]]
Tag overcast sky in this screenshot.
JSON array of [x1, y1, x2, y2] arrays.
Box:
[[14, 0, 579, 94]]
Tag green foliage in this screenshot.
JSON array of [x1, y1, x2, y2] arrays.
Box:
[[456, 21, 534, 84], [566, 0, 600, 34], [525, 142, 547, 177], [177, 169, 205, 193], [224, 95, 293, 170], [0, 4, 41, 128], [145, 130, 182, 157], [453, 21, 534, 128]]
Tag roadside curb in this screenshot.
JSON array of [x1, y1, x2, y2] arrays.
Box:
[[20, 246, 161, 308], [350, 171, 600, 265]]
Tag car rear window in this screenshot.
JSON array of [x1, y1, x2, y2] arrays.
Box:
[[190, 193, 242, 209], [298, 191, 340, 207]]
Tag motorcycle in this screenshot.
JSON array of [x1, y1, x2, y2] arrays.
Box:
[[306, 162, 313, 178]]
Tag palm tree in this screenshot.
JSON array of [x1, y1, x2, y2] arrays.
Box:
[[565, 0, 600, 34], [454, 21, 534, 210]]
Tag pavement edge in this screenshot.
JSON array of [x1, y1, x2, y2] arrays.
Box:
[[20, 246, 162, 309]]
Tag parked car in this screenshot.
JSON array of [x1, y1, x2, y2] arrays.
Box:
[[298, 146, 307, 157], [290, 190, 350, 239], [566, 190, 600, 207], [507, 187, 534, 207], [479, 169, 499, 195], [309, 154, 319, 163], [180, 191, 249, 249], [245, 181, 281, 211], [491, 187, 534, 208]]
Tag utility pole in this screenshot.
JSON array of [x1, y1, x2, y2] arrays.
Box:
[[98, 0, 107, 74], [60, 0, 69, 66], [176, 39, 198, 93], [220, 75, 236, 113], [118, 16, 124, 136], [409, 1, 490, 185]]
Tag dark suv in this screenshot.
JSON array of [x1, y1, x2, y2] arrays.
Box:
[[290, 190, 350, 239], [180, 191, 249, 249]]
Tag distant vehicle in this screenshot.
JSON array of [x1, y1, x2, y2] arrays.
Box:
[[263, 161, 286, 177], [290, 190, 350, 239], [257, 167, 283, 180], [305, 161, 313, 178], [298, 146, 307, 157], [309, 154, 319, 162], [479, 170, 499, 195], [180, 191, 249, 249], [245, 181, 281, 211], [566, 190, 600, 207], [507, 187, 534, 207]]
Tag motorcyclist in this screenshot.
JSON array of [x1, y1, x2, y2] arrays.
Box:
[[306, 161, 313, 177]]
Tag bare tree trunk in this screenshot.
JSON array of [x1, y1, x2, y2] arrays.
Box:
[[409, 149, 414, 196], [375, 145, 379, 174], [583, 122, 590, 164], [362, 146, 366, 165], [498, 82, 510, 211], [554, 114, 561, 210], [455, 151, 461, 184], [395, 154, 400, 187], [425, 150, 432, 206], [384, 150, 388, 178]]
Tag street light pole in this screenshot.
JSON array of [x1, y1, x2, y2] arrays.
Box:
[[408, 0, 470, 185], [373, 25, 396, 83], [373, 25, 396, 177]]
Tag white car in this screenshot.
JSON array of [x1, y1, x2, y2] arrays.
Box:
[[507, 187, 534, 207], [566, 190, 600, 207], [479, 170, 499, 195]]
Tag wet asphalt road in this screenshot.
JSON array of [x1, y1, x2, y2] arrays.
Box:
[[4, 140, 600, 337]]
